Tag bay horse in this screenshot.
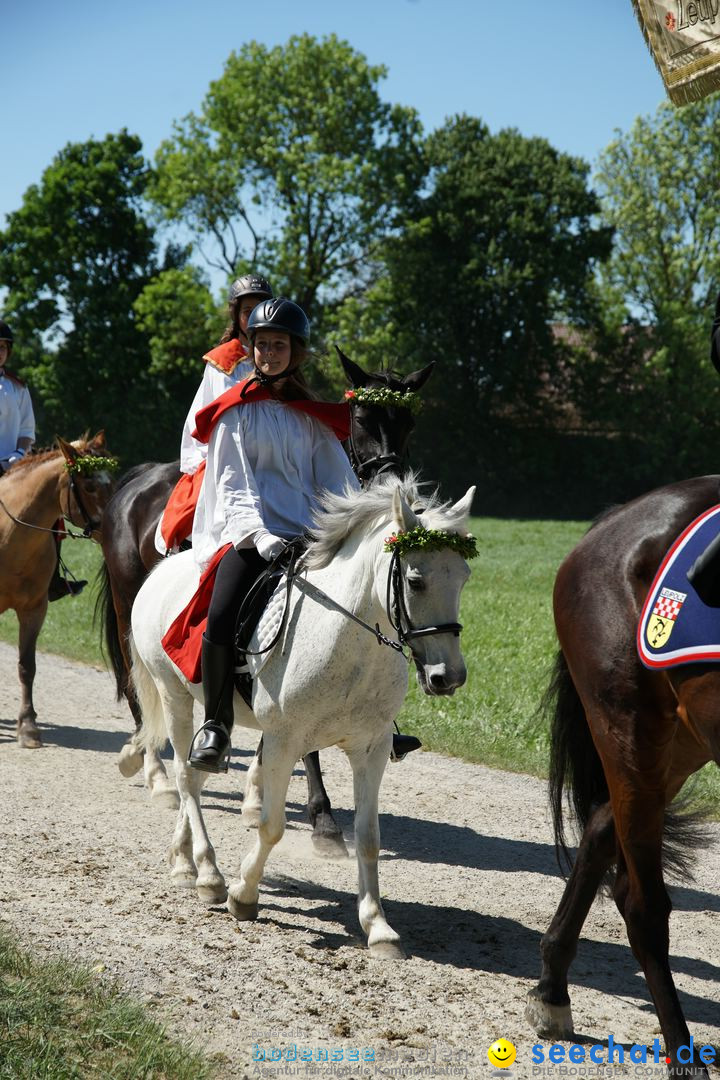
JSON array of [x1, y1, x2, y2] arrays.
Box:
[[98, 352, 435, 839], [525, 474, 720, 1079], [131, 476, 474, 954], [0, 433, 115, 748]]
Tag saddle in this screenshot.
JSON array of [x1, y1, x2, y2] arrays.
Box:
[[233, 538, 305, 706]]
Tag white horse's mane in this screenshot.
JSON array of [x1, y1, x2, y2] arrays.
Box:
[[304, 472, 470, 570]]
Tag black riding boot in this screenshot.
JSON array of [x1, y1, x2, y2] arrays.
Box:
[[48, 558, 87, 602], [391, 731, 422, 762], [188, 635, 235, 773]]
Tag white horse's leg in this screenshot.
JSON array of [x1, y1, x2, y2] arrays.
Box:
[[348, 734, 405, 959], [241, 739, 264, 827], [228, 737, 296, 922], [117, 732, 144, 778], [162, 693, 227, 905], [143, 746, 180, 810]]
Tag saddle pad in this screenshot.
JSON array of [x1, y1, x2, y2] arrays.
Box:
[[245, 576, 288, 679], [637, 504, 720, 669]]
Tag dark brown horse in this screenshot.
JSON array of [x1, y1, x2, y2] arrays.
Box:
[[98, 353, 435, 841], [0, 433, 115, 747], [526, 474, 720, 1079]]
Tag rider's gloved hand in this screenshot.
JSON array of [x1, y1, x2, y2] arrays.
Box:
[[6, 448, 26, 467], [254, 530, 286, 561]]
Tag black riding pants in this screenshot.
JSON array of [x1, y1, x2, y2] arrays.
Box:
[[206, 545, 266, 646]]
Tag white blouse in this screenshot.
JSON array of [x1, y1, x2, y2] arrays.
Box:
[[192, 398, 359, 570], [0, 372, 35, 459], [179, 357, 254, 475]]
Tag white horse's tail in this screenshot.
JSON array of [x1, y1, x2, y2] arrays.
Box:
[[129, 633, 169, 753]]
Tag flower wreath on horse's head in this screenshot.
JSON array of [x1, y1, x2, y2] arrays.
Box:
[[384, 525, 478, 560], [64, 454, 120, 476], [344, 387, 423, 415]]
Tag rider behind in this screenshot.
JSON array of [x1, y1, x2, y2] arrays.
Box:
[[187, 298, 359, 772], [0, 320, 86, 600], [158, 274, 273, 555]]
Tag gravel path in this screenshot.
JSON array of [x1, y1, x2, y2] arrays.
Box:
[[1, 642, 719, 1078]]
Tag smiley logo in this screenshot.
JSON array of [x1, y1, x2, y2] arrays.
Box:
[[487, 1039, 517, 1068]]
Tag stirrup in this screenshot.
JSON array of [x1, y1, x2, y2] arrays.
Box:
[[390, 732, 423, 763], [187, 721, 232, 774]]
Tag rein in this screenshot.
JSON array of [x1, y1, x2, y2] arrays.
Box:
[[239, 537, 462, 668]]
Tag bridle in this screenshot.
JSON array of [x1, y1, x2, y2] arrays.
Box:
[[250, 537, 463, 671], [346, 401, 405, 483], [0, 458, 102, 540], [384, 546, 463, 672]]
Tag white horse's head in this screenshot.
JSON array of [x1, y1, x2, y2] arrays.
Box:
[[387, 485, 475, 696], [306, 474, 476, 697]]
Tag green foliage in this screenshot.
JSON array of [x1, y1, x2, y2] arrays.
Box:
[[0, 926, 217, 1079], [384, 526, 478, 560], [584, 95, 720, 481], [151, 34, 425, 324], [0, 133, 157, 461], [133, 265, 223, 376]]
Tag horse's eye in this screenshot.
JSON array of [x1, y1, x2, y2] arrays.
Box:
[[407, 575, 425, 592], [83, 481, 97, 494]]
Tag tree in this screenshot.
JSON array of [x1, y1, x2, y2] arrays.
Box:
[[0, 132, 198, 461], [150, 34, 425, 325], [592, 95, 720, 477], [334, 117, 612, 505]]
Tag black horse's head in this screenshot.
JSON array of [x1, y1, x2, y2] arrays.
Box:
[[337, 347, 435, 483]]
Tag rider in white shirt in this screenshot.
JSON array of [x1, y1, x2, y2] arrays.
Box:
[[187, 299, 358, 772]]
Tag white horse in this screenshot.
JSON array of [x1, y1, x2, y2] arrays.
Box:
[[130, 475, 474, 958]]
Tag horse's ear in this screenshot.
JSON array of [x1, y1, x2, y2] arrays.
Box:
[[392, 488, 421, 533], [402, 361, 435, 393], [335, 345, 369, 388], [89, 429, 106, 450], [57, 436, 79, 465], [449, 486, 476, 526]]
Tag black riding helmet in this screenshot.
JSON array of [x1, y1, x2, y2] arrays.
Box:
[[228, 274, 273, 305], [247, 298, 310, 346], [0, 321, 13, 346]]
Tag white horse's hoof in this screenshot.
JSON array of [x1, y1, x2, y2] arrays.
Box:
[[197, 882, 228, 905], [228, 895, 259, 921], [525, 993, 574, 1039], [369, 940, 406, 960], [118, 742, 144, 778], [150, 786, 180, 811]]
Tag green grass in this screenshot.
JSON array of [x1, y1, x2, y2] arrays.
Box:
[[0, 925, 218, 1079], [0, 537, 106, 667], [395, 516, 587, 776], [3, 517, 719, 804]]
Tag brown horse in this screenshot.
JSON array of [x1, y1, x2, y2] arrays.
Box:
[[525, 474, 720, 1079], [0, 433, 115, 748]]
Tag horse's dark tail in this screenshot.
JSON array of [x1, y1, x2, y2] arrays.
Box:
[[546, 650, 609, 874], [94, 560, 127, 702]]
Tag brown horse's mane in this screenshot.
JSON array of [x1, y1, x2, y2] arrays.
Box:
[[9, 438, 95, 472]]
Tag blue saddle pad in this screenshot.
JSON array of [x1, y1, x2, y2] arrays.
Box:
[[638, 504, 720, 669]]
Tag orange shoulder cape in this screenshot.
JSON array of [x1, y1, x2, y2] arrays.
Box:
[[202, 339, 248, 375]]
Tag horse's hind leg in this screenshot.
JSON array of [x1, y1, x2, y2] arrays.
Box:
[[304, 750, 348, 859], [526, 802, 616, 1038], [16, 605, 47, 748]]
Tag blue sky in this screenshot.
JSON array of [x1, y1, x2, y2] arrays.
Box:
[[4, 0, 665, 260]]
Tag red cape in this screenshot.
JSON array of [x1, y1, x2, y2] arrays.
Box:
[[161, 543, 231, 683], [192, 378, 351, 444]]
